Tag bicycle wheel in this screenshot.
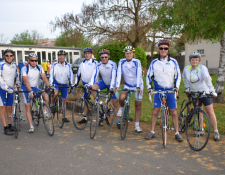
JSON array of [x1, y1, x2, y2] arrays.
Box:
[[57, 96, 65, 128], [31, 99, 39, 127], [42, 103, 54, 136], [72, 98, 89, 130], [90, 103, 99, 139], [161, 107, 168, 148], [120, 103, 129, 140], [105, 102, 115, 126], [14, 104, 19, 139], [186, 109, 210, 151], [49, 91, 56, 118], [179, 99, 189, 133]]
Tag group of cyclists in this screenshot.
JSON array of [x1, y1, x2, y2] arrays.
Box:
[[0, 39, 220, 142]]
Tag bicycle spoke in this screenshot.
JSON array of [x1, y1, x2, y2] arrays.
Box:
[[42, 103, 54, 136], [90, 104, 99, 139], [57, 97, 65, 128], [120, 104, 129, 140]]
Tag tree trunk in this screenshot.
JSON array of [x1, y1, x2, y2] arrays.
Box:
[[214, 31, 225, 103], [151, 33, 156, 60]]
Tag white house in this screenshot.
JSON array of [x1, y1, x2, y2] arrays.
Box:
[[185, 40, 221, 70], [0, 44, 82, 65]]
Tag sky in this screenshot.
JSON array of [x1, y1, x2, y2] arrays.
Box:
[[0, 0, 93, 43]]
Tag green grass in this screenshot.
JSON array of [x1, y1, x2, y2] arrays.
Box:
[[126, 74, 225, 135]]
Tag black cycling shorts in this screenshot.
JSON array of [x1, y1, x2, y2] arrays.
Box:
[[192, 97, 213, 107]]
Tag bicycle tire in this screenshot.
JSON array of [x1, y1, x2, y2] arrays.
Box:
[[90, 103, 99, 139], [57, 96, 65, 128], [14, 104, 19, 139], [186, 109, 210, 151], [161, 107, 167, 148], [105, 101, 115, 126], [49, 91, 56, 118], [72, 98, 89, 130], [179, 99, 189, 133], [31, 99, 39, 127], [120, 103, 129, 140], [42, 103, 54, 136]]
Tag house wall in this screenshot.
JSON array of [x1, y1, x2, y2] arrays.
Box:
[[185, 40, 221, 69]]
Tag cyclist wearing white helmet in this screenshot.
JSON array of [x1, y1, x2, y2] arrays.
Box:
[[89, 49, 118, 126], [115, 46, 143, 133], [0, 49, 20, 135], [145, 39, 183, 142], [49, 50, 73, 123], [74, 47, 98, 124], [21, 53, 50, 133], [183, 52, 220, 141]]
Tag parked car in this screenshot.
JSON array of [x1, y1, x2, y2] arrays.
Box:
[[72, 58, 85, 74]]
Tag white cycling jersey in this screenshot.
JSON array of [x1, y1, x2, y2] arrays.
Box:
[[21, 64, 44, 87], [89, 60, 117, 89], [0, 60, 19, 90], [75, 58, 98, 85], [146, 56, 181, 90], [116, 58, 143, 88], [49, 61, 73, 85], [183, 64, 216, 95]]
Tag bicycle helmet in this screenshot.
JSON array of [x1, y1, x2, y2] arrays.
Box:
[[189, 52, 201, 60], [123, 46, 135, 53], [157, 39, 170, 47], [3, 49, 14, 55], [28, 53, 38, 59], [57, 50, 66, 55], [99, 49, 110, 56], [83, 47, 93, 54]]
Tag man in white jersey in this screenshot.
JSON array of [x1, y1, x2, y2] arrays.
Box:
[[145, 39, 183, 142], [89, 49, 119, 126], [49, 50, 73, 123], [21, 53, 50, 133], [0, 49, 20, 135], [115, 46, 143, 133], [74, 47, 98, 124]]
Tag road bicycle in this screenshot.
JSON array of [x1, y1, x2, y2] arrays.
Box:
[[30, 89, 54, 136], [90, 89, 115, 139], [179, 91, 211, 151]]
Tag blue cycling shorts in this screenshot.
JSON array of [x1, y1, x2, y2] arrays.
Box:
[[0, 87, 14, 106], [54, 80, 68, 99], [96, 80, 117, 100], [21, 85, 40, 104]]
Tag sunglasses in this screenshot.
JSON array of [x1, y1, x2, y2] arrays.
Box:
[[159, 47, 169, 50], [190, 59, 200, 61], [30, 60, 38, 62], [5, 55, 13, 57], [100, 56, 108, 59]]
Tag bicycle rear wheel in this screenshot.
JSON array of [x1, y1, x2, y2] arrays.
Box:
[[105, 102, 115, 126], [120, 103, 129, 140], [42, 103, 54, 136], [186, 109, 210, 151], [57, 96, 65, 128], [14, 104, 19, 139], [90, 103, 99, 139], [161, 107, 167, 148], [179, 99, 189, 133], [72, 98, 89, 130], [31, 99, 39, 127]]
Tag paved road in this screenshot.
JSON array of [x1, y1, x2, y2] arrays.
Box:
[[0, 105, 224, 175]]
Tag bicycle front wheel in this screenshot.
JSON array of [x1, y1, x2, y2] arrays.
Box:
[[186, 109, 210, 151], [161, 108, 167, 148], [31, 99, 39, 127], [179, 99, 189, 133], [72, 98, 89, 130], [90, 103, 99, 139], [57, 97, 65, 128], [14, 104, 19, 139], [42, 103, 54, 136], [120, 103, 129, 140], [105, 102, 115, 126]]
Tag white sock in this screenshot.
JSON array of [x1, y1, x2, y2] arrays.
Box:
[[135, 122, 139, 127], [120, 107, 124, 110], [151, 131, 155, 134], [175, 132, 179, 135], [214, 130, 218, 133]]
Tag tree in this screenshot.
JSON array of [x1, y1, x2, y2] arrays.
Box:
[[11, 30, 43, 45], [0, 34, 8, 44], [54, 29, 92, 51], [50, 0, 166, 48], [134, 46, 147, 68], [152, 0, 225, 103]]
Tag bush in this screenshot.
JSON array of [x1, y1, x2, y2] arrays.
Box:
[[134, 46, 147, 68], [96, 42, 128, 65]]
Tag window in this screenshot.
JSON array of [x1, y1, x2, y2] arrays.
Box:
[[74, 52, 79, 55], [197, 49, 204, 55]]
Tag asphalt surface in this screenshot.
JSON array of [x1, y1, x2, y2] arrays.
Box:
[[0, 103, 224, 175]]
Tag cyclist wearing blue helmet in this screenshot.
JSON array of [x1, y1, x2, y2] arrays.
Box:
[[74, 47, 98, 124]]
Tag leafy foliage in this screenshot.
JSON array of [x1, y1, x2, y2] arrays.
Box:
[[11, 30, 43, 45], [134, 46, 147, 68]]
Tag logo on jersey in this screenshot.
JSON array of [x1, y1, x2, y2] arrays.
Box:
[[88, 63, 92, 66], [131, 66, 136, 69], [166, 63, 170, 65], [106, 67, 110, 70], [12, 66, 15, 69]]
